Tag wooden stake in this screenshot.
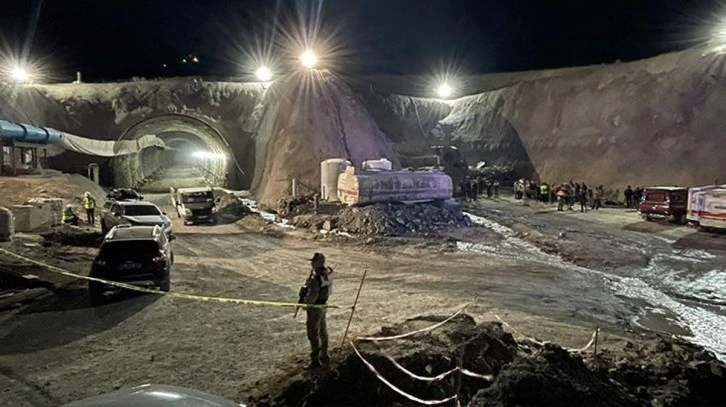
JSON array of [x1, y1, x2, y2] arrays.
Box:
[[341, 269, 367, 347], [593, 325, 599, 358]]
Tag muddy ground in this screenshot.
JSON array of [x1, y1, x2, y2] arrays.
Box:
[[1, 193, 725, 405]]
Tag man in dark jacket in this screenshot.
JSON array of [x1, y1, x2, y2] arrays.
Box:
[[302, 252, 333, 369], [624, 186, 634, 208]]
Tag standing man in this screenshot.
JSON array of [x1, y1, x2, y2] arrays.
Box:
[[624, 186, 634, 208], [82, 192, 97, 225], [301, 252, 333, 369], [591, 185, 604, 210]]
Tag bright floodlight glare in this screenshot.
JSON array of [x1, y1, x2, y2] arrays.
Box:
[[299, 50, 318, 69], [256, 66, 273, 82], [192, 151, 226, 161], [10, 67, 30, 82], [437, 83, 453, 99]]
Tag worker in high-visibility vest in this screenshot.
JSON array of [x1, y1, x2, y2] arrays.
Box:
[[82, 192, 97, 225], [62, 205, 80, 225], [540, 183, 549, 203]]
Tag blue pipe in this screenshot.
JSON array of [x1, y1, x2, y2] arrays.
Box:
[[0, 120, 63, 144]]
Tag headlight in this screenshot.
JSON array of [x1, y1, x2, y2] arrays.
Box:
[[95, 259, 106, 266], [184, 208, 192, 216]]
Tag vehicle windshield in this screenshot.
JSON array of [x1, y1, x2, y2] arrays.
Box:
[[100, 240, 159, 259], [644, 191, 667, 202], [182, 191, 214, 203], [124, 205, 161, 216]]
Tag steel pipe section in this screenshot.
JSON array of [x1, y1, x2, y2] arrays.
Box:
[[0, 120, 63, 144], [112, 114, 232, 189]]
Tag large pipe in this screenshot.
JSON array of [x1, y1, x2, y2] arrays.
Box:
[[0, 120, 63, 144]]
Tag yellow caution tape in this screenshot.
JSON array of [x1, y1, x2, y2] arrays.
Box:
[[0, 247, 337, 309]]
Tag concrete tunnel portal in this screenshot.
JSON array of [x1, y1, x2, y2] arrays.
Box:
[[111, 114, 235, 192]]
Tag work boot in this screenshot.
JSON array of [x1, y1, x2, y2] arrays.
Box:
[[320, 352, 330, 365]]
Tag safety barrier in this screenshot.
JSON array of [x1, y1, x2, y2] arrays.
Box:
[[350, 305, 599, 406], [0, 247, 337, 309], [351, 304, 493, 406]]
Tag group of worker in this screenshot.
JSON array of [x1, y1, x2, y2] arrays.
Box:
[[623, 185, 645, 208], [459, 177, 501, 201], [61, 191, 97, 226], [515, 180, 605, 212]]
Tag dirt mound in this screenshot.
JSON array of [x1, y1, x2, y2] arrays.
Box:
[[593, 338, 726, 405], [470, 345, 635, 406], [216, 191, 253, 223], [0, 173, 106, 209], [335, 202, 471, 236], [40, 225, 103, 247], [249, 315, 726, 407]]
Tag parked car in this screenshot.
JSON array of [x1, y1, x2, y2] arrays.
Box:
[[89, 225, 174, 305], [171, 186, 220, 225], [63, 384, 241, 407], [638, 186, 688, 224], [101, 200, 173, 236]]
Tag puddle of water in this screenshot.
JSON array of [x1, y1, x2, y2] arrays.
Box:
[[462, 211, 726, 360]]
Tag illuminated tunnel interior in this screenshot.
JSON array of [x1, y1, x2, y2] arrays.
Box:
[[111, 115, 233, 192]]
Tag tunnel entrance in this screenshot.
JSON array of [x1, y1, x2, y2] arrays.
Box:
[[111, 114, 234, 192]]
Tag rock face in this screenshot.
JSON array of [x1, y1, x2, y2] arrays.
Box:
[[364, 46, 726, 191], [253, 72, 400, 206], [2, 45, 726, 206]]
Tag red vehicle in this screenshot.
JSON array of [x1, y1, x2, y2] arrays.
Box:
[[638, 186, 688, 224]]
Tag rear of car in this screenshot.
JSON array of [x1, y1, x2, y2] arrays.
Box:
[[89, 226, 172, 305], [638, 187, 688, 224], [103, 201, 173, 237]]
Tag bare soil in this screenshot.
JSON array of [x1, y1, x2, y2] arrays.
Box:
[[1, 191, 725, 406]]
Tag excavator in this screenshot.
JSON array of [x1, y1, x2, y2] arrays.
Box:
[[402, 145, 476, 196]]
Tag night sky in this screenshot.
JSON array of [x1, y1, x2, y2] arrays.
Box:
[[0, 0, 723, 82]]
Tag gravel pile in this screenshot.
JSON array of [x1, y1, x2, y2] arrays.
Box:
[[336, 202, 471, 236]]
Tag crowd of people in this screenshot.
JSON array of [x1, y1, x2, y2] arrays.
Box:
[[513, 179, 608, 212], [457, 176, 647, 212], [458, 176, 501, 201]]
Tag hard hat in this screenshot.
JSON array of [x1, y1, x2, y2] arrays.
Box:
[[84, 191, 91, 196], [66, 204, 73, 208]]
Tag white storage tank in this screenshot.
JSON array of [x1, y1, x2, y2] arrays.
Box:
[[0, 207, 14, 242], [320, 158, 352, 201], [361, 158, 393, 172]]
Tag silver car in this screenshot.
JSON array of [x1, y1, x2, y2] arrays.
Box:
[[101, 201, 173, 237]]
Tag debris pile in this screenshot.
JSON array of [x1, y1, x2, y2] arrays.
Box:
[[249, 314, 726, 407], [334, 202, 471, 236], [591, 338, 726, 405], [40, 225, 103, 247], [276, 194, 315, 217], [216, 192, 252, 222]]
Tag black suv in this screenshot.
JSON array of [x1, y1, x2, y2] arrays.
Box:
[[89, 225, 174, 305]]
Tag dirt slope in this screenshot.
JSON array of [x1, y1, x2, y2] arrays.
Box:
[[364, 45, 726, 190], [254, 72, 400, 206]]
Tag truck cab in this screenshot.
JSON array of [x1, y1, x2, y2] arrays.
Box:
[[171, 187, 219, 225], [638, 186, 688, 224]]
